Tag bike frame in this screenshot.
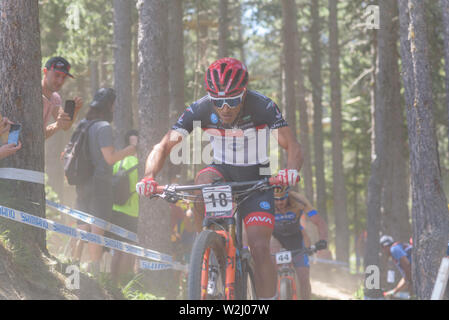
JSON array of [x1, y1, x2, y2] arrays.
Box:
[[154, 177, 279, 300], [277, 261, 298, 300], [274, 247, 315, 300]]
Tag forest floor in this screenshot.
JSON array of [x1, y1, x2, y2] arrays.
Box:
[[0, 243, 362, 300], [1, 227, 361, 300], [310, 264, 363, 300], [0, 241, 114, 300]]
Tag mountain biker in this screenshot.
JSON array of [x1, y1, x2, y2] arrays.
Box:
[[136, 57, 304, 300], [380, 235, 413, 297], [270, 186, 328, 299]]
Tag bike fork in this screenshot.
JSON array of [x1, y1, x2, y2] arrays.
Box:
[[216, 230, 236, 300]]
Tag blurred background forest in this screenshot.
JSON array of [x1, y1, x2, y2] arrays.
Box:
[[41, 0, 448, 264], [0, 0, 444, 299]]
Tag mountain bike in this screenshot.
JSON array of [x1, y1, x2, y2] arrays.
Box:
[[274, 246, 316, 300], [152, 176, 280, 300]]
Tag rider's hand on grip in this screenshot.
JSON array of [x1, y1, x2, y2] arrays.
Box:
[[277, 169, 300, 187], [315, 240, 327, 251], [136, 177, 158, 197]]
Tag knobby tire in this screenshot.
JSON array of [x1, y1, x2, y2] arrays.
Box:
[[187, 230, 227, 300]]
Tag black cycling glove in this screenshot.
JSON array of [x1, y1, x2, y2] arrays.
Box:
[[315, 240, 327, 250]]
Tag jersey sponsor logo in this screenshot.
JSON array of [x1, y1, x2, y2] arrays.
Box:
[[244, 212, 274, 228], [274, 212, 296, 222], [210, 113, 219, 124], [259, 201, 271, 210]]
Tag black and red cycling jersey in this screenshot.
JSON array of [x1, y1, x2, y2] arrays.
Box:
[[172, 90, 288, 167]]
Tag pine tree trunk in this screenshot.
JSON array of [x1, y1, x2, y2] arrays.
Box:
[[440, 0, 449, 152], [113, 0, 133, 148], [310, 0, 328, 223], [0, 0, 46, 251], [218, 0, 229, 58], [294, 5, 313, 202], [168, 0, 185, 181], [379, 0, 411, 243], [406, 0, 449, 299], [281, 0, 298, 142], [329, 0, 349, 264], [236, 1, 246, 63], [364, 24, 383, 299], [137, 0, 173, 298]]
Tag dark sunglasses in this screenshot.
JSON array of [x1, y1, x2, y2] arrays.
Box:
[[208, 92, 244, 109], [274, 193, 289, 201]]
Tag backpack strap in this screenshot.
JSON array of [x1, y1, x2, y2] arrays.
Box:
[[122, 163, 138, 175]]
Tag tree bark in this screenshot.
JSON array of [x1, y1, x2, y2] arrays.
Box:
[[0, 0, 46, 251], [405, 0, 449, 299], [309, 0, 328, 223], [440, 0, 449, 153], [113, 0, 133, 148], [137, 0, 173, 298], [281, 0, 298, 142], [168, 0, 186, 181], [364, 21, 383, 299], [329, 0, 349, 264], [236, 1, 246, 63], [378, 0, 411, 243], [218, 0, 229, 58], [294, 4, 313, 202]]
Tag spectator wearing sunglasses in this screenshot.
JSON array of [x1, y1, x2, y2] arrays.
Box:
[[42, 57, 83, 139], [270, 186, 328, 300], [137, 57, 304, 300]]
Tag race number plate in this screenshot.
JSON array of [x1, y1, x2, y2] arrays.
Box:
[[202, 185, 233, 218], [275, 251, 292, 265]]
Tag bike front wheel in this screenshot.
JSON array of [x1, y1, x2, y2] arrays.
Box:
[[187, 230, 227, 300], [238, 249, 257, 300], [279, 277, 293, 300]]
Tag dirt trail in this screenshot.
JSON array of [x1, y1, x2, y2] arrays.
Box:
[[310, 264, 363, 300]]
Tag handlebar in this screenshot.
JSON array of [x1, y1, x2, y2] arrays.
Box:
[[275, 246, 317, 257], [154, 176, 283, 195]]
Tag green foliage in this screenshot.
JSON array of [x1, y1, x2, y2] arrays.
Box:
[[122, 273, 166, 300]]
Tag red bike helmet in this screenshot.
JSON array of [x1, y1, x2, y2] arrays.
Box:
[[205, 58, 249, 97]]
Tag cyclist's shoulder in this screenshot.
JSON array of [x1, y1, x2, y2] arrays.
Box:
[[177, 95, 212, 122], [244, 90, 276, 110], [190, 95, 212, 112]]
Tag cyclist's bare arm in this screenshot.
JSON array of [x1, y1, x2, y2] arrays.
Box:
[[143, 130, 184, 179], [273, 126, 303, 171], [301, 226, 312, 247], [309, 214, 328, 241], [290, 191, 328, 241]]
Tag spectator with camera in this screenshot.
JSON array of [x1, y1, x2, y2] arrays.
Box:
[[42, 56, 83, 139], [0, 114, 21, 160]]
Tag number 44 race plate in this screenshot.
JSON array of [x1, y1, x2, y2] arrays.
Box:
[[275, 251, 292, 265], [202, 185, 233, 218]]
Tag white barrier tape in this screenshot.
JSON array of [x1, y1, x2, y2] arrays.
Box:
[[0, 204, 187, 272], [139, 260, 175, 271], [0, 168, 44, 185], [46, 200, 138, 243]]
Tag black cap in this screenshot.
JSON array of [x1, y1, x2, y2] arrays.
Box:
[[90, 88, 116, 109], [45, 57, 74, 78]]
